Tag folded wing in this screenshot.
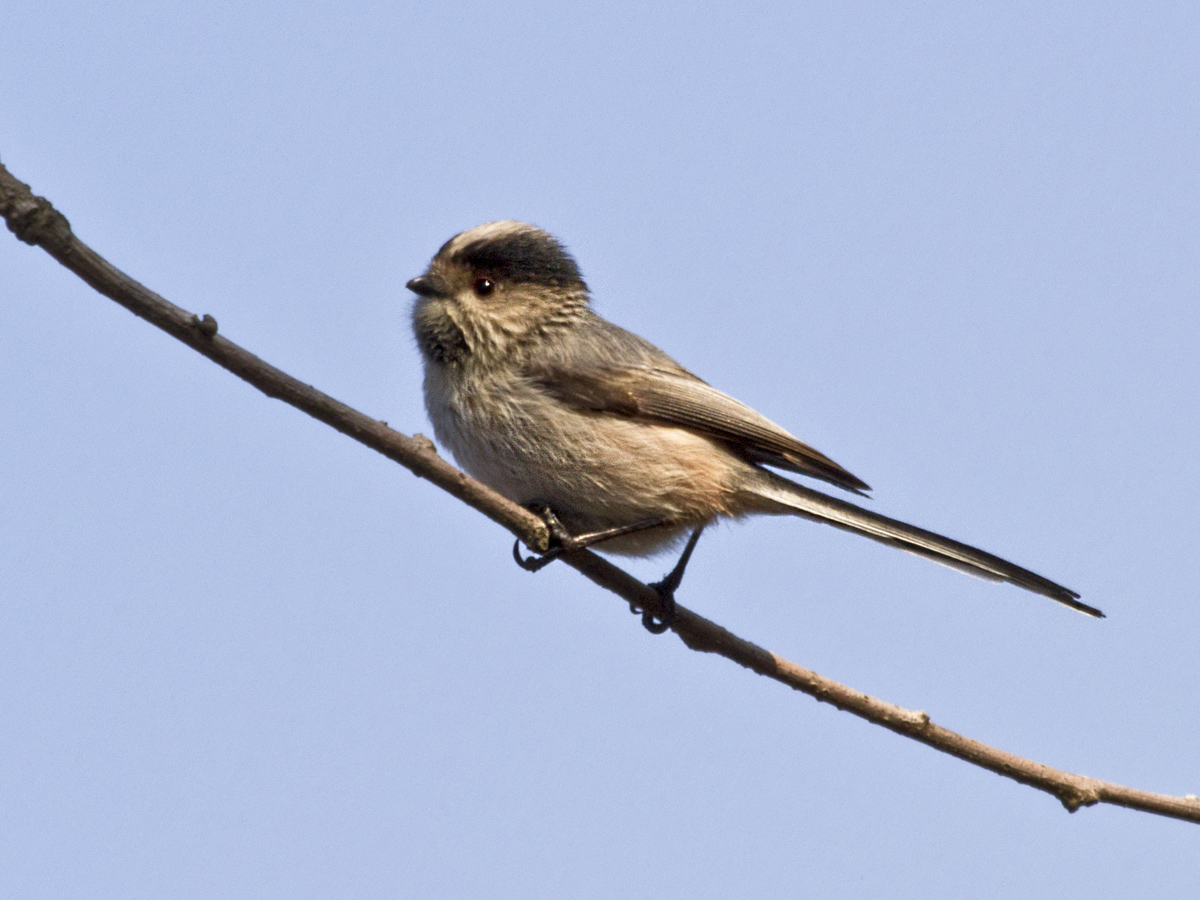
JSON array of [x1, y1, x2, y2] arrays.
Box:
[[527, 362, 871, 495]]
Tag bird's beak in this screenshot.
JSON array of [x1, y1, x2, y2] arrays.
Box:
[[406, 274, 452, 298]]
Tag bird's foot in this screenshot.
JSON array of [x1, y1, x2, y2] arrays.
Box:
[[632, 526, 704, 634], [513, 506, 668, 573], [639, 579, 677, 634], [513, 506, 574, 572]]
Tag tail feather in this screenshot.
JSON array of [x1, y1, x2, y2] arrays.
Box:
[[749, 471, 1102, 618]]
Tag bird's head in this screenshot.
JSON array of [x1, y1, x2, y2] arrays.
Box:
[[408, 221, 589, 366]]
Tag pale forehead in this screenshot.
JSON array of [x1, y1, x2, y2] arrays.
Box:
[[439, 221, 533, 258], [433, 220, 585, 288]]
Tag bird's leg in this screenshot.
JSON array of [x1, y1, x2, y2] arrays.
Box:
[[512, 505, 668, 572], [640, 526, 705, 634]]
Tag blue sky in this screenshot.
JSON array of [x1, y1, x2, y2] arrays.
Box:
[[3, 2, 1198, 896]]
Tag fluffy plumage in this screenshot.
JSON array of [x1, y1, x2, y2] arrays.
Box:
[[409, 221, 1100, 617]]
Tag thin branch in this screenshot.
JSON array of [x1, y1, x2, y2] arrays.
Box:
[[3, 157, 1197, 826]]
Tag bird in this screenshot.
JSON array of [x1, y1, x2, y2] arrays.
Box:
[[407, 220, 1101, 631]]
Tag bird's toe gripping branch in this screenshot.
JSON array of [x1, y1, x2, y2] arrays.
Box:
[[513, 508, 695, 634]]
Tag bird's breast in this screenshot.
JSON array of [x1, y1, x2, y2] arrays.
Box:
[[422, 365, 752, 550]]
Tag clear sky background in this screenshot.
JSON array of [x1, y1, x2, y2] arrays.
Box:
[[2, 2, 1198, 897]]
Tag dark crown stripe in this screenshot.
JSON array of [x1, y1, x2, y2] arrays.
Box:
[[450, 230, 584, 287]]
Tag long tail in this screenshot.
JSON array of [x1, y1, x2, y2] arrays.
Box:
[[747, 470, 1102, 617]]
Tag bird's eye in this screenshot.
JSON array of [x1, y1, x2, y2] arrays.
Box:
[[472, 277, 496, 298]]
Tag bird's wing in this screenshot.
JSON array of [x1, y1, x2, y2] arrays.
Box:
[[526, 362, 871, 495]]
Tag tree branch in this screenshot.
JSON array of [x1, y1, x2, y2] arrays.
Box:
[[3, 157, 1197, 825]]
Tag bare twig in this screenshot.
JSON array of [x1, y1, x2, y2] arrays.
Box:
[[3, 157, 1197, 825]]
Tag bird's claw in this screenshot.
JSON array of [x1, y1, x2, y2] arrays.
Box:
[[633, 526, 703, 634], [638, 580, 677, 634], [513, 504, 574, 573], [512, 539, 562, 573]]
